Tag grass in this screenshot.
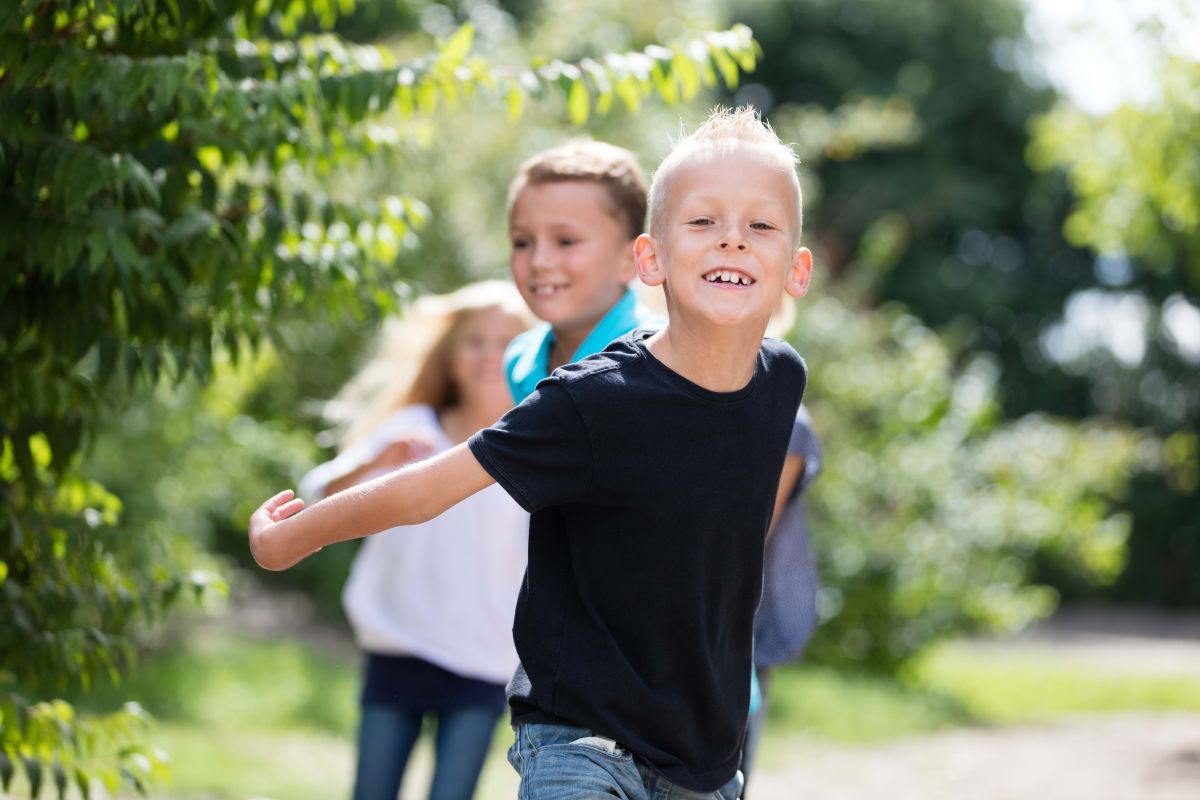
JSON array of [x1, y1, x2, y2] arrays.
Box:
[[63, 628, 517, 799], [909, 641, 1200, 722], [153, 723, 356, 800], [764, 665, 971, 743], [36, 625, 1200, 799], [763, 639, 1200, 746], [71, 628, 360, 737]]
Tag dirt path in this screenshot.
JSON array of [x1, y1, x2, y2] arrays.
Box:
[[749, 607, 1200, 800], [749, 712, 1200, 800]]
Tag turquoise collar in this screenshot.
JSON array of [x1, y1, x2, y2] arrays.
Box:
[[505, 288, 661, 402]]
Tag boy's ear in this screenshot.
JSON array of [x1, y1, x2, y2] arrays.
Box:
[[634, 234, 665, 287], [785, 247, 813, 299]]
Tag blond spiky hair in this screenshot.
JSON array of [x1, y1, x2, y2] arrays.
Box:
[[648, 106, 802, 244]]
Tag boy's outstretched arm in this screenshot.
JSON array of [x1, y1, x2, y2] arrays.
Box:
[[248, 442, 495, 571]]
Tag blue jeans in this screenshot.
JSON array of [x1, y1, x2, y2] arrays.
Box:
[[508, 722, 743, 800], [352, 703, 503, 800]]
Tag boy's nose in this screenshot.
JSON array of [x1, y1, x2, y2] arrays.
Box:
[[530, 243, 554, 269], [717, 222, 749, 251]]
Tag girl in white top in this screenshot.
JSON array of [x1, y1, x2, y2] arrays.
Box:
[[299, 281, 531, 800]]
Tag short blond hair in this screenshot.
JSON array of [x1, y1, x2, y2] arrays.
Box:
[[648, 106, 803, 243], [507, 140, 648, 240]]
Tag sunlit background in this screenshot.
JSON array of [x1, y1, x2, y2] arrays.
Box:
[[3, 0, 1198, 797]]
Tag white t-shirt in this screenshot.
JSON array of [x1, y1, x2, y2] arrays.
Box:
[[299, 404, 527, 685]]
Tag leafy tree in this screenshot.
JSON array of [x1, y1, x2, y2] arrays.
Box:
[[0, 0, 757, 793], [1027, 54, 1200, 605], [731, 0, 1084, 409], [1031, 59, 1200, 302]]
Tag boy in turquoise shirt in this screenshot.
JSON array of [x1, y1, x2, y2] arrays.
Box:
[[502, 140, 660, 401]]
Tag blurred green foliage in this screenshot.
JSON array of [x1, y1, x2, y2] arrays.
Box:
[[1027, 53, 1199, 606], [1030, 58, 1200, 301], [733, 0, 1072, 332], [734, 0, 1198, 610], [794, 296, 1140, 670]]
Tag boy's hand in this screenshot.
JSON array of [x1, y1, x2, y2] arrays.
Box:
[[248, 489, 311, 571]]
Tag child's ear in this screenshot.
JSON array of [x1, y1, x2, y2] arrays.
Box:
[[785, 247, 813, 299], [634, 234, 665, 287]]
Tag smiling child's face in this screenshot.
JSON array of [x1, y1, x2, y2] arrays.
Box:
[[641, 145, 810, 330], [448, 306, 528, 407], [508, 181, 637, 341]]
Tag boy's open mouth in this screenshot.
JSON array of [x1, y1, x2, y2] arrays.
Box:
[[702, 269, 755, 286], [531, 283, 569, 296]]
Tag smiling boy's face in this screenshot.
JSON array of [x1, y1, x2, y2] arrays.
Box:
[[637, 145, 811, 330], [509, 180, 636, 340]]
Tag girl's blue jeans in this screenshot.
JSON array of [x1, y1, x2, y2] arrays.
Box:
[[352, 702, 503, 800], [507, 722, 743, 800]]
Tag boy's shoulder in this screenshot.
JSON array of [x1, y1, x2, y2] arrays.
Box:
[[545, 330, 645, 388], [761, 336, 807, 375], [761, 335, 802, 358]]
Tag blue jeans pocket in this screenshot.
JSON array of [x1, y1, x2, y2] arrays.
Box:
[[539, 734, 633, 762], [515, 723, 640, 799]]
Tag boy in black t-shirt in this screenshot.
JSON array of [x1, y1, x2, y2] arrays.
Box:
[[249, 106, 813, 798]]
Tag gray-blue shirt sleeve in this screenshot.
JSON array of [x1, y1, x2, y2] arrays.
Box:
[[788, 405, 821, 496]]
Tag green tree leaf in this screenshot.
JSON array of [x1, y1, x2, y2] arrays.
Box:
[[567, 77, 589, 125], [435, 24, 474, 71]]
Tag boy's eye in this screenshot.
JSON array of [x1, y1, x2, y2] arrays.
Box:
[[511, 238, 529, 249], [687, 218, 714, 226], [558, 238, 577, 247], [751, 221, 777, 231]]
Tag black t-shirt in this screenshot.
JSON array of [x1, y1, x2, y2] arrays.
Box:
[[468, 330, 807, 792]]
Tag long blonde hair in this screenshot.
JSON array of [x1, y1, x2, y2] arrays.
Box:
[[326, 280, 532, 450]]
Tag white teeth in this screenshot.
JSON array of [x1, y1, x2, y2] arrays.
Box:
[[704, 270, 752, 285]]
